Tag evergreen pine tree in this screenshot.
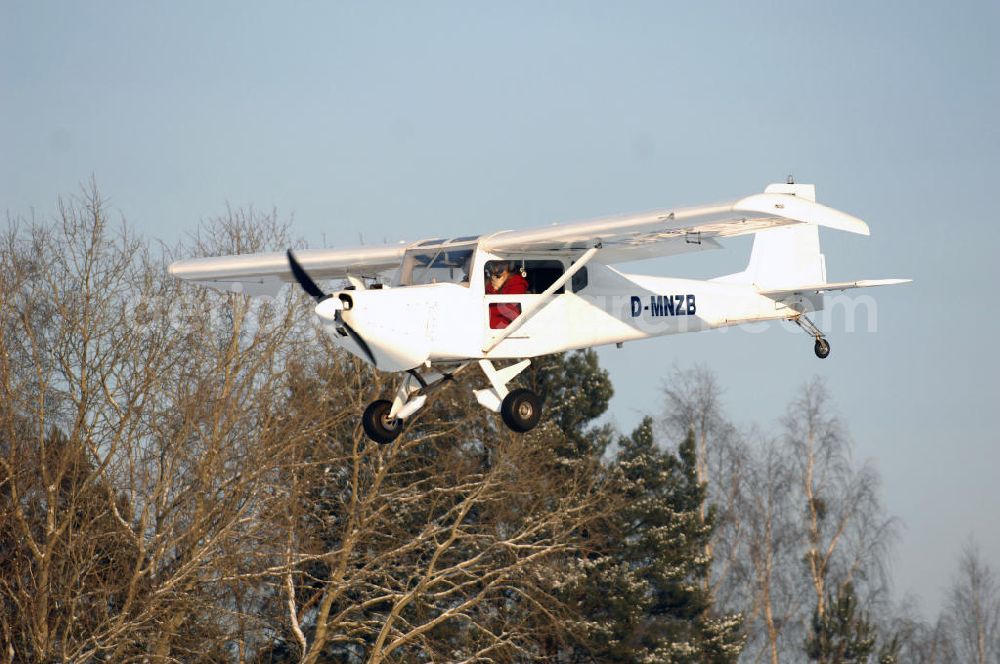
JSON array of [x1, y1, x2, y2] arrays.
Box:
[[805, 581, 878, 664], [559, 418, 743, 663], [525, 349, 615, 458]]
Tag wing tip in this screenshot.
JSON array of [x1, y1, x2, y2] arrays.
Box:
[[167, 260, 187, 277], [736, 192, 872, 236]]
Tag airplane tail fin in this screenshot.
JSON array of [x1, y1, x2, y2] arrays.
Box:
[[715, 182, 827, 290], [740, 223, 826, 290], [713, 181, 912, 306]]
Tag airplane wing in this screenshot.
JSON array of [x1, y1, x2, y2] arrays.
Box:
[[483, 191, 871, 264], [170, 184, 873, 293], [168, 245, 407, 296]]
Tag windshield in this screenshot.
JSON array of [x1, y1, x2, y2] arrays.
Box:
[[400, 243, 476, 286]]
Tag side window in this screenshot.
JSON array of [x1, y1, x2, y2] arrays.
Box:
[[571, 267, 588, 292], [522, 260, 565, 293]]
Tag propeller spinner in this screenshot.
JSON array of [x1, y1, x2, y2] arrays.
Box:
[[286, 249, 378, 367]]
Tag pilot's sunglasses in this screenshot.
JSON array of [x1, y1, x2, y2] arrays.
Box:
[[489, 267, 508, 277]]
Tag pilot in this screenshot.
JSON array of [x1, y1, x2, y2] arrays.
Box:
[[485, 260, 528, 329]]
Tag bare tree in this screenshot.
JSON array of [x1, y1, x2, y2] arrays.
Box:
[[944, 540, 1000, 664], [738, 432, 804, 664], [661, 370, 901, 664], [911, 617, 958, 664], [883, 544, 1000, 664], [661, 364, 747, 604], [781, 379, 897, 628], [883, 601, 956, 664], [0, 185, 311, 661], [259, 354, 613, 663], [0, 185, 628, 663]]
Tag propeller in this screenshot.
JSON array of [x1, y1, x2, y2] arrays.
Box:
[[286, 249, 377, 367], [286, 248, 326, 301]]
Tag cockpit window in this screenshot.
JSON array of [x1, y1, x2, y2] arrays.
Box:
[[400, 243, 476, 286]]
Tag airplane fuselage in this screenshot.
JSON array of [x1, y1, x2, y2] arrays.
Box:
[[331, 263, 806, 372]]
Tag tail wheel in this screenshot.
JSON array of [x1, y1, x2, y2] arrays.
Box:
[[362, 399, 403, 444], [500, 389, 542, 433], [814, 338, 831, 359]]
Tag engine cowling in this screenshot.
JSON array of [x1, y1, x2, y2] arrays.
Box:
[[329, 289, 432, 372]]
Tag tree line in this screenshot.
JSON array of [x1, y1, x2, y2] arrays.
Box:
[[1, 188, 997, 663]]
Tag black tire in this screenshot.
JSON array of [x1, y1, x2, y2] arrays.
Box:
[[814, 338, 831, 359], [500, 389, 542, 433], [362, 399, 403, 444]]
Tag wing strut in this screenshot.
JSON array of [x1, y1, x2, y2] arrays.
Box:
[[482, 244, 600, 354]]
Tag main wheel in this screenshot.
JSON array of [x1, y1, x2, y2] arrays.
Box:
[[500, 389, 542, 433], [362, 400, 403, 444], [814, 338, 831, 359]]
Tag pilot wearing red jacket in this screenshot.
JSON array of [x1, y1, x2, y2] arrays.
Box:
[[485, 261, 529, 329]]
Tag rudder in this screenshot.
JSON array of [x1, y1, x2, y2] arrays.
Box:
[[716, 182, 827, 290], [743, 224, 826, 290]]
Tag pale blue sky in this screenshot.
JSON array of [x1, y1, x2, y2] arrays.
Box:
[[3, 1, 998, 617]]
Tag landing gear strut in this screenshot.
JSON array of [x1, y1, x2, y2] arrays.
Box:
[[361, 364, 470, 444], [475, 359, 543, 433], [359, 359, 545, 442], [793, 314, 831, 360]]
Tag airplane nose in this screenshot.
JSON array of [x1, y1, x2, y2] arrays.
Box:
[[314, 296, 344, 322], [337, 294, 431, 372]]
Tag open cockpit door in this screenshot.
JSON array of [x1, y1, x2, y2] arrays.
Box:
[[475, 248, 597, 356]]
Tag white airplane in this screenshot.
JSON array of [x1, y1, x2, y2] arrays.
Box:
[[169, 180, 908, 443]]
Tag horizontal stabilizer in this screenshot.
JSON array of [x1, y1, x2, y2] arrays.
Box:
[[759, 279, 911, 299]]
